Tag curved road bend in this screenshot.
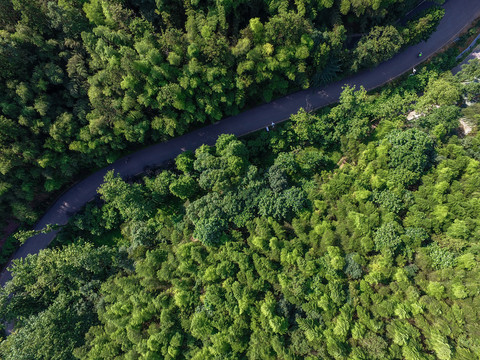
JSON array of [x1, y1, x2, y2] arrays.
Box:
[[1, 0, 480, 286]]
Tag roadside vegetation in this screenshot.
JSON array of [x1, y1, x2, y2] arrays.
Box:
[[0, 0, 444, 229], [1, 52, 479, 359]]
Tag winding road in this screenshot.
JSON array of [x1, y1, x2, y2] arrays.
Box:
[[1, 0, 480, 286]]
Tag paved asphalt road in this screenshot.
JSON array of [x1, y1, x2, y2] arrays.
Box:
[[452, 43, 480, 74], [1, 0, 480, 286]]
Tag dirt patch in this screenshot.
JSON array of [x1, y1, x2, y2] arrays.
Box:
[[407, 110, 423, 121], [459, 118, 474, 135], [337, 156, 348, 169]]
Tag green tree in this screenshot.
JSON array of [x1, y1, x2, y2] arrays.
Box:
[[417, 74, 462, 109], [0, 243, 127, 360], [374, 222, 403, 254], [169, 175, 198, 200], [98, 171, 154, 221], [193, 218, 227, 246], [352, 26, 403, 71], [386, 128, 435, 186]]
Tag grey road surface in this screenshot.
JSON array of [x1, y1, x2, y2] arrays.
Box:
[[1, 0, 480, 286], [452, 44, 480, 74]]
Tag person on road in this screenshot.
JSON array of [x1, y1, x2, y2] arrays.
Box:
[[266, 126, 269, 132], [418, 52, 423, 58]]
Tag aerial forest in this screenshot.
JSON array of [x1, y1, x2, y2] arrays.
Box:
[[1, 42, 480, 359], [0, 0, 444, 225]]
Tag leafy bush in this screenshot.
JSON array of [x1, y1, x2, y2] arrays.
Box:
[[386, 128, 435, 186], [402, 7, 445, 45]]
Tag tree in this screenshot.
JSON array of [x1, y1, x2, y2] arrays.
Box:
[[169, 175, 198, 200], [175, 151, 195, 174], [193, 218, 227, 246], [352, 26, 404, 71], [0, 295, 96, 360], [429, 330, 452, 360], [374, 222, 403, 254], [415, 105, 461, 139], [402, 7, 445, 45], [291, 108, 333, 146], [98, 171, 154, 221], [268, 164, 289, 192], [417, 74, 462, 109], [386, 128, 435, 186], [5, 4, 480, 360], [258, 187, 307, 221], [0, 243, 128, 360]]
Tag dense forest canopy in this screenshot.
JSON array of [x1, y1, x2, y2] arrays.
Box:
[[0, 0, 444, 226], [1, 55, 479, 359]]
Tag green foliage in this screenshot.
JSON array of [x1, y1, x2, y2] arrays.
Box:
[[374, 221, 403, 254], [0, 243, 128, 359], [98, 171, 154, 221], [414, 105, 461, 141], [175, 151, 195, 174], [345, 253, 363, 279], [193, 218, 227, 246], [258, 187, 308, 221], [169, 175, 198, 200], [373, 189, 405, 214], [416, 74, 462, 109], [0, 234, 19, 264], [386, 128, 435, 186], [352, 26, 403, 71], [428, 243, 455, 270], [0, 0, 432, 230], [402, 7, 445, 44], [5, 53, 480, 360], [13, 224, 60, 244]]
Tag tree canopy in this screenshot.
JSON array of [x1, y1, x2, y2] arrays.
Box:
[[0, 0, 443, 230], [2, 58, 480, 360]]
